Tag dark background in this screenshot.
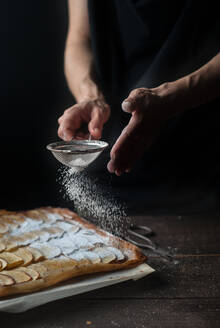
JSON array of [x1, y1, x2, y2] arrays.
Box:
[[0, 1, 72, 210], [1, 1, 220, 214]]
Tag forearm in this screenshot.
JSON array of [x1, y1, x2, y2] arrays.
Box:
[[156, 52, 220, 118], [64, 39, 103, 103]]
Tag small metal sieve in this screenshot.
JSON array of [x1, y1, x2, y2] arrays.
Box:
[[46, 139, 108, 171]]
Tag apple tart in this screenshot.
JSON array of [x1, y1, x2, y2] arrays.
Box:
[[0, 207, 146, 297]]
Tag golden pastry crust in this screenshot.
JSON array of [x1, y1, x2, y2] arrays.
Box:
[[0, 207, 146, 298]]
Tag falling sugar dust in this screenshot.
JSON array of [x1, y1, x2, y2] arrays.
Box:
[[57, 167, 131, 237]]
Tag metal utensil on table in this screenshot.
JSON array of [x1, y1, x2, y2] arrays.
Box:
[[46, 138, 108, 172], [126, 224, 174, 261]]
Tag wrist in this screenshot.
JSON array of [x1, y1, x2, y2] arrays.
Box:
[[76, 78, 105, 103], [154, 78, 192, 119]]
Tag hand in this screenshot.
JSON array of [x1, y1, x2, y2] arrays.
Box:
[[58, 98, 110, 140], [107, 87, 170, 175]]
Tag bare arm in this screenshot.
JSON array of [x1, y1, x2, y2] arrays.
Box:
[[156, 52, 220, 118], [108, 52, 220, 175], [64, 0, 101, 102], [58, 0, 110, 141]]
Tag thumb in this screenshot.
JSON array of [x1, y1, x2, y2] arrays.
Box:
[[121, 98, 135, 113], [88, 108, 104, 139], [122, 89, 146, 113]]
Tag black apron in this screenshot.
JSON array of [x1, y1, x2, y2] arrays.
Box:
[[87, 0, 220, 212]]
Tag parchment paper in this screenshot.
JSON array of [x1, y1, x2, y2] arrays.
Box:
[[0, 263, 154, 313]]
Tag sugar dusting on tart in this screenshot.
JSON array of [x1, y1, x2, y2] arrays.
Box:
[[0, 208, 146, 297]]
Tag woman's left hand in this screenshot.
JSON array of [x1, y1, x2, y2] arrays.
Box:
[[107, 87, 171, 175]]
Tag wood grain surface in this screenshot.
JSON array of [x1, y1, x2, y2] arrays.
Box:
[[1, 214, 220, 328]]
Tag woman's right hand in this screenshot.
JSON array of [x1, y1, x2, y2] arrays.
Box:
[[58, 98, 111, 141]]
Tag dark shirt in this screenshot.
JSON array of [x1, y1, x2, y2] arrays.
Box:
[[88, 0, 220, 101], [87, 0, 220, 211]]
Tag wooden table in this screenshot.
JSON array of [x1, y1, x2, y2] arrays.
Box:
[[1, 214, 220, 328]]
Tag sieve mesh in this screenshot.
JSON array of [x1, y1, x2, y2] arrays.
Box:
[[46, 139, 108, 171]]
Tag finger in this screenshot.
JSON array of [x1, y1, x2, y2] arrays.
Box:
[[58, 115, 63, 124], [115, 169, 122, 176], [57, 105, 75, 126], [108, 114, 149, 174], [60, 106, 85, 140], [107, 159, 115, 173], [58, 121, 75, 141], [74, 130, 90, 140], [122, 88, 147, 113], [88, 107, 104, 139], [107, 160, 123, 176], [58, 125, 74, 141]]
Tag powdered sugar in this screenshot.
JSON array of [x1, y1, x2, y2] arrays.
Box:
[[10, 218, 42, 236], [68, 157, 88, 171], [58, 168, 130, 238], [30, 243, 62, 259], [48, 235, 79, 255], [3, 209, 126, 262]]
